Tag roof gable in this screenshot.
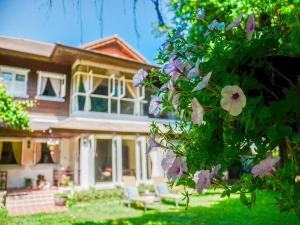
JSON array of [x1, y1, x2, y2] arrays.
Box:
[[80, 35, 149, 64]]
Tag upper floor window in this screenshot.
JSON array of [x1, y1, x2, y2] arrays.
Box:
[[0, 65, 29, 98], [71, 70, 149, 116], [36, 71, 66, 102]]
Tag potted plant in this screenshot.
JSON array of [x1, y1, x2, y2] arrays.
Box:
[[24, 178, 33, 189], [54, 192, 68, 206], [37, 174, 46, 188]]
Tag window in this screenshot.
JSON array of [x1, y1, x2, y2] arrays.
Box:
[[36, 71, 66, 101], [71, 70, 149, 116], [38, 143, 54, 164], [0, 141, 22, 164], [0, 65, 29, 97]]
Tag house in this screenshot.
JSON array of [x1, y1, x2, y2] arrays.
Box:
[[0, 35, 167, 190]]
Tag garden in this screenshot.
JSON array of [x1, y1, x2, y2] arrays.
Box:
[[0, 189, 299, 225], [0, 0, 299, 224]]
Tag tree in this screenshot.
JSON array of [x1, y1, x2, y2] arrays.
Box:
[[0, 81, 34, 130], [137, 0, 300, 217]]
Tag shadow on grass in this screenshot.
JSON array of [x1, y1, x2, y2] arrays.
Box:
[[73, 192, 299, 225]]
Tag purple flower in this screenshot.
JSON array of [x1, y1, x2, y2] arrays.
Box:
[[166, 157, 187, 181], [226, 13, 243, 31], [246, 13, 255, 40], [161, 150, 187, 181], [251, 157, 280, 177], [149, 94, 163, 116], [187, 59, 202, 79], [133, 69, 148, 87], [147, 134, 165, 154], [191, 98, 204, 125], [197, 8, 205, 19], [210, 164, 221, 178], [194, 170, 211, 193], [164, 56, 186, 80], [161, 150, 176, 171], [192, 71, 212, 92]]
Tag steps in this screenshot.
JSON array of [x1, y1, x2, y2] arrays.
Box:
[[6, 189, 67, 216]]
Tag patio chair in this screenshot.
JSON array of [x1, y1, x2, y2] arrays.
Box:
[[123, 176, 159, 211], [152, 176, 182, 208]]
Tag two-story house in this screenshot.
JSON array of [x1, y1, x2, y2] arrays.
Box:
[[0, 35, 166, 190]]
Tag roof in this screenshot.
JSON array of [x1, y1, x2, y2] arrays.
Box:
[[0, 36, 54, 57], [0, 35, 151, 65], [80, 35, 149, 64]]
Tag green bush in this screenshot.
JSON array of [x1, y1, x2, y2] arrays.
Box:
[[73, 188, 124, 202]]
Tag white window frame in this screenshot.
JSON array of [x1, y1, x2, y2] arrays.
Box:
[[0, 65, 29, 98], [36, 71, 66, 102], [71, 70, 148, 116]]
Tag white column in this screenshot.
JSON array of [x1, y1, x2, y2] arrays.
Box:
[[112, 136, 122, 185], [80, 135, 95, 189], [150, 148, 165, 177]]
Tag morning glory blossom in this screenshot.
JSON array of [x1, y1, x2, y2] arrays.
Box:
[[194, 170, 211, 193], [164, 56, 187, 80], [166, 157, 187, 181], [251, 157, 280, 177], [226, 13, 244, 31], [192, 71, 212, 92], [191, 98, 204, 125], [246, 13, 255, 40], [194, 165, 221, 193], [210, 164, 221, 178], [209, 19, 225, 31], [187, 58, 202, 79], [133, 69, 148, 87], [147, 134, 165, 154], [149, 94, 163, 116], [197, 7, 205, 19], [220, 85, 246, 116], [161, 150, 176, 171]]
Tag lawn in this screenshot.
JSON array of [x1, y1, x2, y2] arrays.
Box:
[[0, 191, 299, 225]]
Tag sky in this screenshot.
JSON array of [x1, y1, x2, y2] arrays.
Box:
[[0, 0, 171, 64]]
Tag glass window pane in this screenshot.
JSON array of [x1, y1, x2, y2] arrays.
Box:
[[120, 100, 134, 115], [111, 98, 118, 114], [16, 74, 25, 82], [1, 72, 12, 80], [91, 97, 108, 112], [122, 140, 136, 176], [124, 82, 136, 99], [77, 95, 86, 111], [95, 139, 113, 182], [92, 77, 108, 95]]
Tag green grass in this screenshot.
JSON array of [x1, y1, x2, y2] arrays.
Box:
[[0, 191, 299, 225]]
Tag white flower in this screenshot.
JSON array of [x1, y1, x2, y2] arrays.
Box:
[[133, 69, 148, 87], [220, 85, 246, 116], [191, 98, 204, 125], [187, 59, 201, 79], [192, 71, 212, 92]]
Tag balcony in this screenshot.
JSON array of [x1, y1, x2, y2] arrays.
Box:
[[71, 62, 151, 119]]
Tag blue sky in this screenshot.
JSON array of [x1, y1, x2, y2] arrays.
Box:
[[0, 0, 171, 63]]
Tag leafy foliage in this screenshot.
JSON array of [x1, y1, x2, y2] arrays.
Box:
[[143, 0, 300, 217], [0, 82, 34, 130]]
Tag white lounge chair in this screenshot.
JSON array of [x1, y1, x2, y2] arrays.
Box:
[[123, 176, 159, 211], [152, 176, 182, 208]]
